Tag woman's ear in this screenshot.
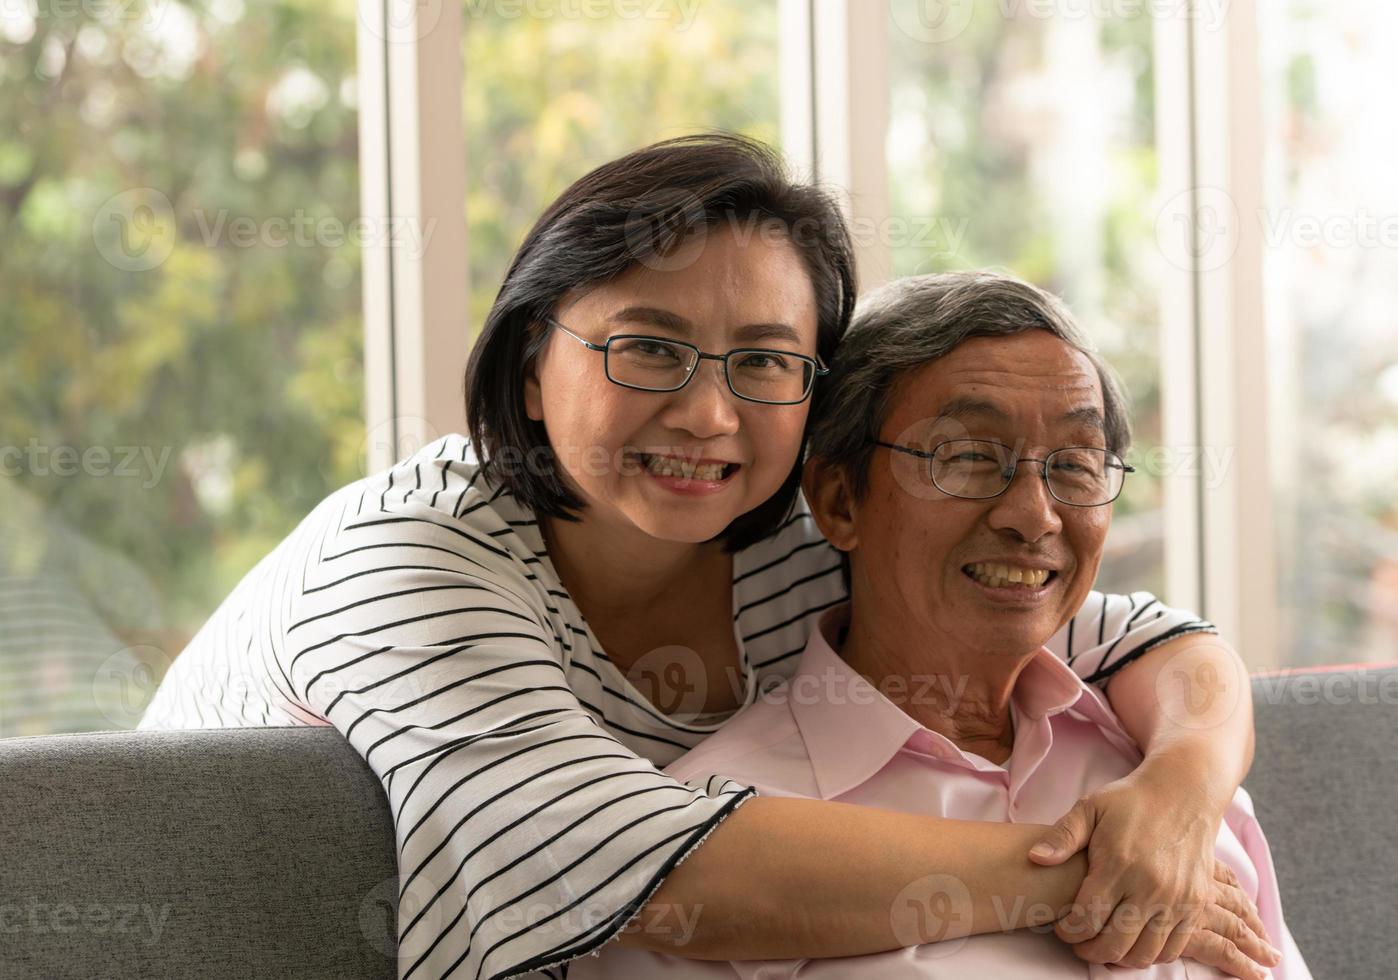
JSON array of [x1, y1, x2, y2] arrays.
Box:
[[523, 325, 546, 422], [802, 455, 858, 554]]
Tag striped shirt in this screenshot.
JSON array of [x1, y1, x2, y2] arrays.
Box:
[[137, 433, 1217, 980]]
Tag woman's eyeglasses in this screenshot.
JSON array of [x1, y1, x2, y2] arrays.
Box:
[[547, 317, 828, 406]]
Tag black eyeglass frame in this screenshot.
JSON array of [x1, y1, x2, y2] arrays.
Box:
[[871, 438, 1136, 507], [546, 317, 829, 406]]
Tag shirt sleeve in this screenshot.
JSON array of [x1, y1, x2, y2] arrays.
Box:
[[285, 509, 754, 980], [1043, 590, 1218, 688]]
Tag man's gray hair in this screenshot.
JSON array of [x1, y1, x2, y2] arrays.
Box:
[[807, 270, 1133, 502]]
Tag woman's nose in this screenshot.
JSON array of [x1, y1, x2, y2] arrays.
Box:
[[660, 358, 741, 438]]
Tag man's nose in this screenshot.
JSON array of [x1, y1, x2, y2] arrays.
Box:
[[985, 461, 1064, 541]]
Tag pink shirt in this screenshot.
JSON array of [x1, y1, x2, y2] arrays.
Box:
[[573, 602, 1311, 980]]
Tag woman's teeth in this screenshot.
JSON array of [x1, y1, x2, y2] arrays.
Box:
[[965, 562, 1052, 589], [642, 454, 728, 480]]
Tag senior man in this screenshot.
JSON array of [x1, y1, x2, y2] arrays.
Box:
[[573, 272, 1310, 979]]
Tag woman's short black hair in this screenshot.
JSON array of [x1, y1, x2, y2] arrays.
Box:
[[464, 132, 856, 553]]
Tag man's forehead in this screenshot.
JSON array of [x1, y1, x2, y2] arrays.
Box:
[[938, 331, 1098, 379], [886, 336, 1106, 434]]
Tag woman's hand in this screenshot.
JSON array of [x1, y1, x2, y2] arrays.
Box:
[[1026, 765, 1282, 977]]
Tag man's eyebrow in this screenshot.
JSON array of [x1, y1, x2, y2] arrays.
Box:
[[608, 306, 803, 346], [932, 397, 1011, 424], [1060, 405, 1106, 432], [933, 398, 1106, 431]]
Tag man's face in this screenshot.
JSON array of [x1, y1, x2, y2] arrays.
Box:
[[824, 330, 1114, 657]]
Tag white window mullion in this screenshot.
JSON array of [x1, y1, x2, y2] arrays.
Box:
[[805, 0, 891, 294], [357, 0, 470, 473], [1191, 0, 1278, 668], [1153, 4, 1204, 618], [779, 0, 816, 182], [1156, 0, 1278, 665]]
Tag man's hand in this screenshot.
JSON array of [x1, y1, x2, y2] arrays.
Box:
[[1026, 766, 1282, 977], [1176, 860, 1284, 980]]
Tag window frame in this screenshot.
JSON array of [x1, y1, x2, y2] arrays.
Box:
[[354, 0, 1281, 663]]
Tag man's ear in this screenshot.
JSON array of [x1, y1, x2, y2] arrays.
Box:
[[802, 455, 858, 554]]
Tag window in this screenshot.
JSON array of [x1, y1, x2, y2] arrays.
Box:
[[461, 0, 780, 333], [0, 0, 363, 735], [1260, 0, 1398, 664]]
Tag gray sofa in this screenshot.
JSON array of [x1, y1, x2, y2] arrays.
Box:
[[2, 666, 1395, 980]]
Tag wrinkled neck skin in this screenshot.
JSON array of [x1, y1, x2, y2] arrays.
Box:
[[837, 606, 1036, 763]]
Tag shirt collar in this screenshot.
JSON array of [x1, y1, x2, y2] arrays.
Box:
[[788, 601, 1129, 800]]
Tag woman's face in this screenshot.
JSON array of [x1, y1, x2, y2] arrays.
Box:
[[524, 224, 820, 546]]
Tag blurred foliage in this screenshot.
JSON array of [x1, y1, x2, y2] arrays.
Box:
[[0, 0, 778, 734], [886, 1, 1167, 594], [0, 0, 365, 636], [461, 1, 779, 334]]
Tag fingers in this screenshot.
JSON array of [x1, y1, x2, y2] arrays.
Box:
[[1072, 902, 1176, 968], [1156, 915, 1195, 964], [1052, 873, 1120, 946], [1213, 859, 1276, 950], [1029, 797, 1096, 865], [1180, 892, 1283, 980], [1206, 874, 1283, 969], [1182, 926, 1271, 980]]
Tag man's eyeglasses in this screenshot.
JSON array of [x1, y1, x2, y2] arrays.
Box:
[[872, 438, 1134, 507], [546, 317, 828, 406]]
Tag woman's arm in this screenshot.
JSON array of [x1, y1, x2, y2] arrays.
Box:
[[1105, 631, 1254, 816], [620, 795, 1276, 980], [1026, 633, 1271, 970], [619, 800, 1087, 957]]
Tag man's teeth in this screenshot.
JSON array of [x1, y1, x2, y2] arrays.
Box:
[[965, 562, 1052, 589], [642, 454, 727, 480]]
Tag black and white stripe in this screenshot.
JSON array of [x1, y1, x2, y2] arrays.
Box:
[[139, 433, 1215, 979]]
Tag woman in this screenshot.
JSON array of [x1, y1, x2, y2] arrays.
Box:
[[140, 134, 1270, 980]]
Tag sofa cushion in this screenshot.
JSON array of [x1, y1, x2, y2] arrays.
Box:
[[0, 725, 397, 979], [1, 667, 1394, 979], [1243, 664, 1398, 980]]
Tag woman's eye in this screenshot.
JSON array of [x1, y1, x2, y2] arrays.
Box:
[[626, 340, 678, 359], [736, 352, 792, 371]]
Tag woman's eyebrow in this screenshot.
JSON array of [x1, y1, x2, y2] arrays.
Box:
[[608, 306, 803, 345]]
